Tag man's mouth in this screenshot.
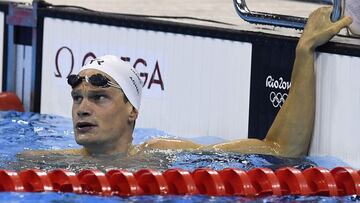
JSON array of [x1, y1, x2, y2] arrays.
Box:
[[76, 122, 97, 133]]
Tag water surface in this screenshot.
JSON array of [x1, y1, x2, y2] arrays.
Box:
[[0, 111, 357, 202]]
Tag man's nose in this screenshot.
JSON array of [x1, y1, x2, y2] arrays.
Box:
[[77, 110, 91, 117], [76, 99, 92, 117]]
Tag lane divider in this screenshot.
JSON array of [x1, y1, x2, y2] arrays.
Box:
[[218, 168, 255, 196], [0, 167, 359, 196], [247, 167, 282, 196], [77, 169, 112, 196], [275, 167, 310, 195], [163, 168, 197, 195], [134, 169, 168, 195], [303, 167, 338, 196], [106, 169, 141, 196], [47, 169, 81, 193], [18, 169, 53, 192]]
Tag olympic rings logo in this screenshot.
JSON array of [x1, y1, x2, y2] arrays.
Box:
[[269, 92, 288, 108]]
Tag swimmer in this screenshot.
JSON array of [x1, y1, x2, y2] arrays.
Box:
[[24, 7, 352, 157]]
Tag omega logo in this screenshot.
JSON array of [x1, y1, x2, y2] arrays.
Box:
[[55, 47, 165, 90]]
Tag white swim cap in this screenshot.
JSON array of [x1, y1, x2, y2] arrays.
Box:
[[80, 55, 143, 110]]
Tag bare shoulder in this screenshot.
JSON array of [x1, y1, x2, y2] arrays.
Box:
[[138, 138, 203, 151], [18, 148, 86, 157]]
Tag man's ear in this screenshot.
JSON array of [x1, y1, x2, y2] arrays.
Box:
[[129, 106, 138, 122]]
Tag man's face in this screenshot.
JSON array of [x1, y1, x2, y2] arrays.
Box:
[[71, 69, 134, 150]]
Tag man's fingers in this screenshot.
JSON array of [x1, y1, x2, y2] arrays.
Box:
[[332, 16, 353, 33], [337, 16, 353, 27]]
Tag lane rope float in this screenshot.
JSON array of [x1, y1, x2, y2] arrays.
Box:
[[0, 167, 359, 196]]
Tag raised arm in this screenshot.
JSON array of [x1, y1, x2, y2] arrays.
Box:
[[263, 7, 352, 156], [140, 7, 352, 156], [201, 7, 352, 156]]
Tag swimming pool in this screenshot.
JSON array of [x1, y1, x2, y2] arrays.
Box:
[[0, 111, 358, 202]]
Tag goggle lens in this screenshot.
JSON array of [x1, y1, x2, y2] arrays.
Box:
[[88, 74, 109, 87], [67, 74, 111, 88]]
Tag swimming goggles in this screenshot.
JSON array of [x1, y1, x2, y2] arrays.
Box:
[[67, 74, 121, 89]]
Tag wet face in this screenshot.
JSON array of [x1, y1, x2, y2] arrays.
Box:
[[71, 69, 137, 153]]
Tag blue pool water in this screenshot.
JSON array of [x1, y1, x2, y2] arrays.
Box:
[[0, 111, 358, 202]]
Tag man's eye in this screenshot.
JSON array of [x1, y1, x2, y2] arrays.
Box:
[[93, 95, 107, 101], [72, 95, 82, 102]]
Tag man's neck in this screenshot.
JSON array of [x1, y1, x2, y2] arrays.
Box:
[[83, 134, 133, 155]]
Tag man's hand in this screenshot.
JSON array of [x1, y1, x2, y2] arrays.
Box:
[[299, 7, 352, 51]]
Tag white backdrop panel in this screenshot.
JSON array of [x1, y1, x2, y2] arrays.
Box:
[[0, 11, 4, 91], [41, 18, 252, 140], [311, 53, 360, 168]]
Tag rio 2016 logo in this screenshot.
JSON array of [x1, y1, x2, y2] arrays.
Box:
[[269, 92, 288, 108], [265, 76, 291, 108]]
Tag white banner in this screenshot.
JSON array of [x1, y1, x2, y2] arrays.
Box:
[[0, 11, 4, 91], [311, 53, 360, 168], [41, 18, 252, 140]]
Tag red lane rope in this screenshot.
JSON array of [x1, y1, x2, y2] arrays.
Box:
[[275, 167, 310, 195], [0, 167, 359, 196], [47, 169, 82, 193], [303, 167, 338, 196], [106, 169, 141, 196]]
